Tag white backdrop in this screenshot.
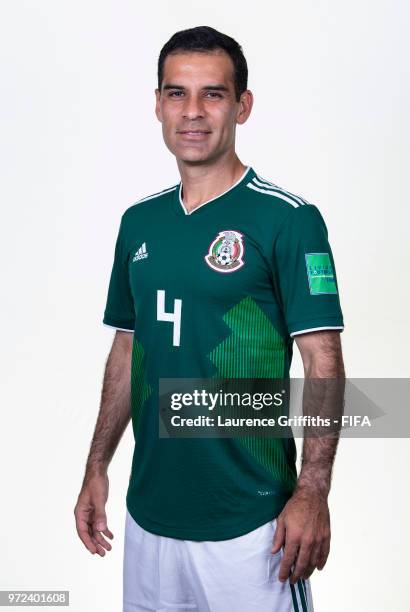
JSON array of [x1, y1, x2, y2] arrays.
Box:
[[1, 1, 409, 610]]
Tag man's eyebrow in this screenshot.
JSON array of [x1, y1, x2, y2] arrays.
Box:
[[203, 85, 230, 92], [163, 84, 230, 92]]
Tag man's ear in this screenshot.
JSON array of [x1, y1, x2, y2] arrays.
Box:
[[236, 90, 253, 125], [155, 88, 162, 122]]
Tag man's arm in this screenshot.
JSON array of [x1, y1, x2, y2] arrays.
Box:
[[74, 330, 133, 556], [271, 330, 345, 583]]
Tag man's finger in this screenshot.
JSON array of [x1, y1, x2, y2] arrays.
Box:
[[92, 529, 113, 552], [310, 542, 322, 567], [290, 543, 311, 585], [102, 527, 114, 539], [278, 541, 299, 582], [317, 537, 330, 570], [301, 564, 316, 580], [90, 534, 106, 557], [93, 519, 114, 540], [76, 521, 98, 554], [271, 518, 285, 554]]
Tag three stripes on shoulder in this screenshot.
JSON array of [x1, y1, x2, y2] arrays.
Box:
[[134, 173, 311, 210], [247, 175, 311, 208]]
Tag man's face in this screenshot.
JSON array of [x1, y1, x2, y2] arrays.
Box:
[[155, 50, 252, 164]]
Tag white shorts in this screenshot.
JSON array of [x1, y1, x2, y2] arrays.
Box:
[[123, 508, 314, 612]]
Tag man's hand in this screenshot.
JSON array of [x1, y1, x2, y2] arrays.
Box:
[[271, 487, 331, 584], [74, 473, 114, 556]]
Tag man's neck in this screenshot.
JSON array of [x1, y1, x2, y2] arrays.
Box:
[[177, 155, 248, 213]]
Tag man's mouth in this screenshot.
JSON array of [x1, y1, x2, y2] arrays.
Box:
[[176, 129, 212, 143], [177, 130, 212, 135]]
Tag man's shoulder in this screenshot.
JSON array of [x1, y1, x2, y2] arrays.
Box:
[[122, 182, 179, 221], [247, 171, 314, 211], [245, 171, 328, 235]]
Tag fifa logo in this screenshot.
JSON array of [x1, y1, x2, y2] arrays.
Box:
[[204, 230, 245, 273]]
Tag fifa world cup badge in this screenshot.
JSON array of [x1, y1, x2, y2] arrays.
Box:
[[204, 230, 245, 273]]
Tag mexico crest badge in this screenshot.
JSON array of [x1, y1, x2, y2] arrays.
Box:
[[204, 230, 245, 273]]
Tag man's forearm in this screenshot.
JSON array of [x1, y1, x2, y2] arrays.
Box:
[[295, 331, 346, 498], [295, 431, 341, 498], [84, 332, 133, 482]]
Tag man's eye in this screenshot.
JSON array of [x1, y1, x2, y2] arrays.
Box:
[[205, 92, 222, 98], [169, 91, 184, 97]]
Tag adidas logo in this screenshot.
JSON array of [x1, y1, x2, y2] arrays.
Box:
[[132, 242, 148, 262]]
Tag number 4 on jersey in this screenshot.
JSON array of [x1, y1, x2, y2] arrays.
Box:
[[156, 289, 182, 347]]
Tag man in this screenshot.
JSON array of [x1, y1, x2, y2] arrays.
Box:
[[74, 26, 345, 612]]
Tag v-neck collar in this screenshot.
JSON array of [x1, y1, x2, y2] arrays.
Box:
[[172, 166, 255, 216]]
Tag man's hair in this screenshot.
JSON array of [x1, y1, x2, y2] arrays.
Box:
[[157, 26, 248, 102]]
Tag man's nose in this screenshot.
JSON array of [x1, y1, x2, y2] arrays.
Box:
[[182, 94, 205, 120]]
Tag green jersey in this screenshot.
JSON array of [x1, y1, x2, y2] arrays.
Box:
[[102, 166, 344, 540]]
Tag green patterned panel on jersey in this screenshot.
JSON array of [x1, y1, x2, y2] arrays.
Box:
[[208, 295, 296, 489], [130, 337, 152, 441]]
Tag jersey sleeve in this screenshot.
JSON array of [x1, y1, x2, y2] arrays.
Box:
[[272, 204, 344, 337], [102, 214, 135, 331]]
